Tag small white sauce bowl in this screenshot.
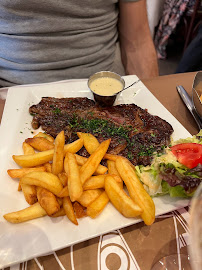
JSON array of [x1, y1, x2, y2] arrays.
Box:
[[88, 71, 125, 106]]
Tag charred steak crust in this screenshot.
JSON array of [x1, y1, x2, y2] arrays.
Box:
[[29, 97, 174, 166]]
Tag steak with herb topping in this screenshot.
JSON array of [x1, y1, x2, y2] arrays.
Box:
[[29, 97, 174, 166]]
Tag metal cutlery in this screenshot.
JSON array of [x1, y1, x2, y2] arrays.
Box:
[[177, 85, 202, 130], [192, 71, 202, 118]]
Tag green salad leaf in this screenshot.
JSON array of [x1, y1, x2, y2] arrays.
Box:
[[135, 131, 202, 198], [161, 181, 195, 198]]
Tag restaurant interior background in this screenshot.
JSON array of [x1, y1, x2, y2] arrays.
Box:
[[149, 0, 202, 76]]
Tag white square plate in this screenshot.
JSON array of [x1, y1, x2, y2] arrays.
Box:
[[0, 76, 191, 268]]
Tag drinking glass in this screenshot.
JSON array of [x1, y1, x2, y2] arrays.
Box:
[[188, 182, 202, 270], [152, 183, 202, 270]]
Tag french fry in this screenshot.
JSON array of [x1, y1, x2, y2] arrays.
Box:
[[105, 175, 142, 218], [110, 174, 122, 183], [21, 184, 37, 205], [25, 137, 54, 151], [87, 191, 109, 218], [64, 161, 82, 176], [23, 142, 35, 155], [44, 162, 52, 173], [107, 160, 120, 176], [52, 131, 65, 175], [65, 152, 83, 202], [63, 138, 83, 155], [51, 207, 66, 217], [13, 150, 55, 168], [77, 189, 103, 207], [37, 187, 60, 216], [3, 202, 47, 223], [58, 172, 68, 186], [18, 183, 22, 191], [104, 153, 119, 161], [63, 197, 78, 225], [74, 154, 91, 166], [57, 186, 69, 197], [77, 132, 99, 154], [7, 166, 46, 179], [73, 202, 86, 218], [107, 160, 123, 189], [22, 142, 35, 194], [116, 157, 155, 225], [13, 139, 84, 168], [6, 129, 157, 226], [34, 132, 55, 143], [83, 175, 106, 190], [109, 174, 124, 187], [80, 139, 110, 185], [74, 154, 107, 175], [57, 197, 63, 206], [20, 172, 63, 196]]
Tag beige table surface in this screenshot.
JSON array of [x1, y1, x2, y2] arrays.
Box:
[[0, 72, 199, 270]]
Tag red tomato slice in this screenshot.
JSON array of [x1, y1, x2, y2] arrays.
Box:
[[171, 143, 202, 169]]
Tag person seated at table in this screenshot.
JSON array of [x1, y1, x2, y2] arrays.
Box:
[[0, 0, 158, 87], [176, 23, 202, 73]]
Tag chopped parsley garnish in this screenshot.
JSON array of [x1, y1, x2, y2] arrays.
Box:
[[87, 111, 94, 116], [161, 145, 166, 150], [137, 146, 156, 157], [77, 118, 132, 142], [64, 115, 162, 160], [52, 108, 61, 114], [127, 151, 133, 160], [29, 106, 168, 163]]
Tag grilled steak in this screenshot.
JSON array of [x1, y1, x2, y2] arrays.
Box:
[[29, 97, 174, 166]]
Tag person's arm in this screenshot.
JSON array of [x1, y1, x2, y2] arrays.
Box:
[[119, 0, 159, 79]]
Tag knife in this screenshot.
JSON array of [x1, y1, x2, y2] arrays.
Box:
[[176, 85, 202, 130], [192, 71, 202, 118]]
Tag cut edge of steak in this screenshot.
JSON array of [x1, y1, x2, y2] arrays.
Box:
[[29, 97, 174, 166]]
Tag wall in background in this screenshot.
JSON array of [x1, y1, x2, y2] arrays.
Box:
[[147, 0, 165, 38]]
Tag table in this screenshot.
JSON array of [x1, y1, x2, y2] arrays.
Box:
[[0, 72, 198, 270]]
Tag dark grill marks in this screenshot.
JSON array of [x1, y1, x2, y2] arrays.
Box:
[[29, 97, 174, 166]]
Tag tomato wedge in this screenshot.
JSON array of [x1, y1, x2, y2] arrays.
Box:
[[171, 143, 202, 169]]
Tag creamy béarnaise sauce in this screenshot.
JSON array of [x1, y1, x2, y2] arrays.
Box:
[[90, 77, 123, 96]]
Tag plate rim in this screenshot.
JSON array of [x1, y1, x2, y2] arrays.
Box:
[[0, 76, 191, 268]]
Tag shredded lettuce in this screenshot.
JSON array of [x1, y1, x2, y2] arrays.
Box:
[[135, 164, 162, 196], [161, 181, 194, 198], [134, 131, 202, 198], [197, 130, 202, 137], [171, 130, 202, 146]]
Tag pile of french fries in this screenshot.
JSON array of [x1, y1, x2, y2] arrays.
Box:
[[4, 131, 155, 226]]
